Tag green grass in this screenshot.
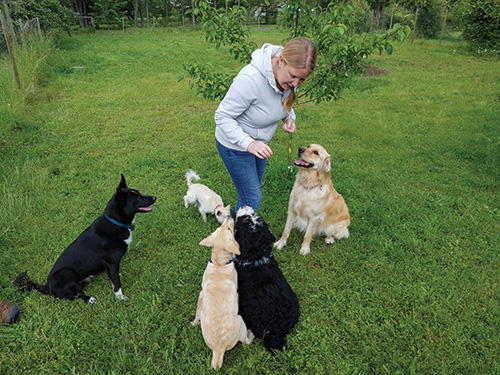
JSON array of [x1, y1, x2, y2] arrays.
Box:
[[1, 28, 499, 374]]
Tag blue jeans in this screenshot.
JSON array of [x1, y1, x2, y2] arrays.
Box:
[[216, 139, 267, 212]]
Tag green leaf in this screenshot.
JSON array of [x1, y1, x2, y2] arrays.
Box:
[[398, 30, 406, 42], [385, 43, 394, 55]]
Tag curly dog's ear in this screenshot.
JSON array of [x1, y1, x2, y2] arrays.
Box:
[[260, 222, 276, 246]]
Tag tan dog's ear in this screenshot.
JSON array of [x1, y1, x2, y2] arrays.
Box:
[[323, 156, 331, 173], [199, 233, 215, 247], [225, 239, 240, 255]]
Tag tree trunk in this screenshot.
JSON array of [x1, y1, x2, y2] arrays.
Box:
[[181, 0, 185, 26], [134, 0, 139, 27], [146, 0, 150, 28], [411, 7, 419, 43], [246, 0, 251, 26], [439, 8, 448, 46], [165, 0, 169, 25], [75, 0, 87, 28], [140, 0, 145, 27], [192, 1, 195, 27]]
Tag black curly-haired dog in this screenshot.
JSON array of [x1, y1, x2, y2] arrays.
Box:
[[234, 206, 300, 354]]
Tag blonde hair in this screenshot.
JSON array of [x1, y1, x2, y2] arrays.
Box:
[[281, 37, 317, 113]]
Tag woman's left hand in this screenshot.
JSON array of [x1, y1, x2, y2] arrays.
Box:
[[282, 118, 296, 134]]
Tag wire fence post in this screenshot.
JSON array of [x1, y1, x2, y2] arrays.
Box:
[[0, 4, 21, 90]]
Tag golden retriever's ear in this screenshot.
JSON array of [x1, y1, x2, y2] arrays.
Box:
[[226, 239, 240, 255], [199, 234, 215, 247], [323, 156, 331, 173]]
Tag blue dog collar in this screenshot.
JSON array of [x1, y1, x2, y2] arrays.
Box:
[[209, 259, 233, 265], [105, 215, 135, 231]]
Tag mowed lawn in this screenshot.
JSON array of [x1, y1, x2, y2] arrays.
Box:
[[1, 27, 499, 374]]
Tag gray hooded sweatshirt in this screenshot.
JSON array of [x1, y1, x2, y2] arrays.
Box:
[[214, 43, 296, 152]]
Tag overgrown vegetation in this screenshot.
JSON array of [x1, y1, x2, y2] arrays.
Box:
[[0, 5, 56, 116], [2, 0, 499, 49], [1, 28, 499, 374], [4, 0, 75, 32], [279, 0, 412, 104], [183, 0, 412, 104], [455, 0, 500, 52]]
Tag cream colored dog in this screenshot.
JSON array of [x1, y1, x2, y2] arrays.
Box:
[[191, 216, 254, 370], [184, 170, 231, 223], [274, 144, 350, 255]]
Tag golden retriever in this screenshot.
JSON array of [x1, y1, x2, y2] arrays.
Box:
[[191, 216, 254, 369], [274, 144, 350, 255]]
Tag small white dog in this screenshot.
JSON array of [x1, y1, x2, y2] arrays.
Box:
[[184, 170, 230, 223], [191, 216, 254, 370]]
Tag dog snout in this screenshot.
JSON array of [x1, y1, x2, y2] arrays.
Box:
[[298, 147, 306, 157]]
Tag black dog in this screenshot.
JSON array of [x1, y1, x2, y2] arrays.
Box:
[[16, 174, 156, 304], [234, 206, 300, 353]]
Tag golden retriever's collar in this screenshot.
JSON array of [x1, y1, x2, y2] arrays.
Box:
[[209, 259, 233, 265], [302, 184, 323, 190]]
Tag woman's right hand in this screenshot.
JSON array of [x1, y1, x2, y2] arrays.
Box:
[[248, 141, 273, 159]]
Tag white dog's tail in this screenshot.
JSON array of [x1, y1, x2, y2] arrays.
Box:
[[185, 170, 201, 186]]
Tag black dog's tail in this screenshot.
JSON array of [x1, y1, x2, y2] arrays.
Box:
[[15, 272, 49, 295], [263, 334, 287, 355]]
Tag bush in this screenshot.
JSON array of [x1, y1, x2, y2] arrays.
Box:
[[6, 0, 76, 32], [455, 0, 500, 51], [416, 7, 441, 38]]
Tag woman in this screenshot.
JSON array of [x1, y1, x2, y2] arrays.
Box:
[[215, 37, 317, 212]]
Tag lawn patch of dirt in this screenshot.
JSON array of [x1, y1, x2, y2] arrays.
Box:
[[364, 65, 387, 76]]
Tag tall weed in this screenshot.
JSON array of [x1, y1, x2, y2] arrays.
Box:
[[0, 31, 55, 113], [0, 31, 55, 251]]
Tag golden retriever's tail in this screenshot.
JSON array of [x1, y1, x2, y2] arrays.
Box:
[[211, 350, 225, 370], [334, 222, 350, 240], [185, 170, 200, 186]]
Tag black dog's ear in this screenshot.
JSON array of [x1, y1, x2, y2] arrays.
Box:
[[114, 174, 128, 206], [118, 174, 127, 189]]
